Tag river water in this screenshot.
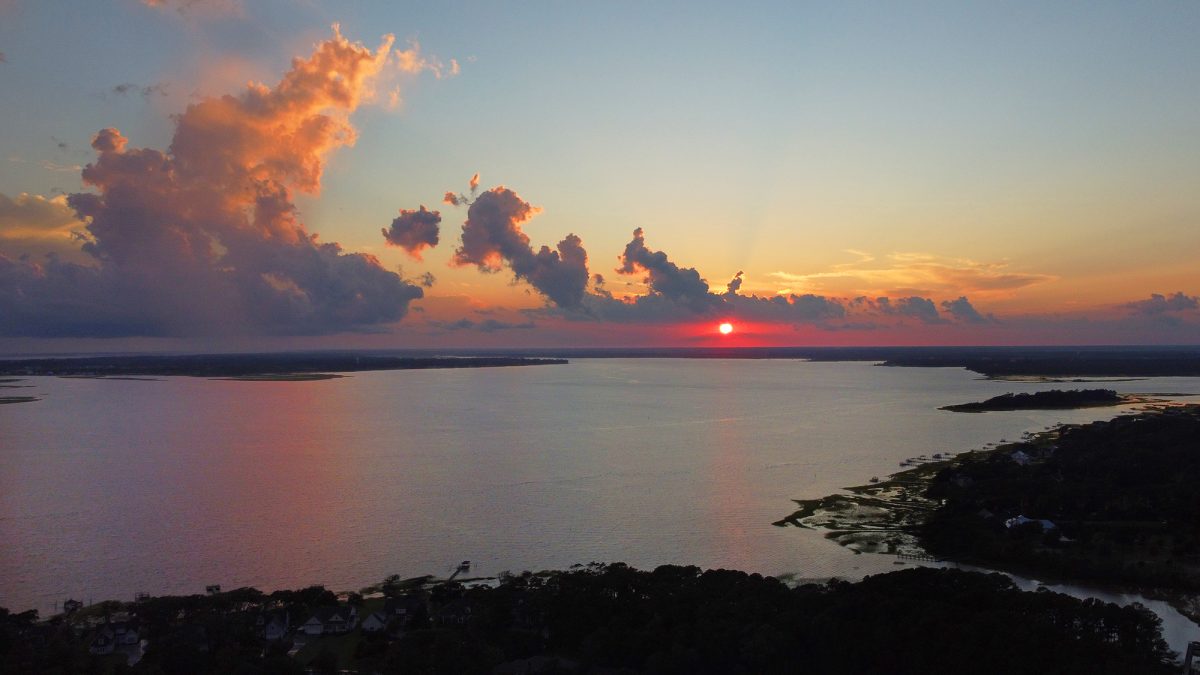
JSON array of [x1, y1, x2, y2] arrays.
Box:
[[2, 359, 1198, 650]]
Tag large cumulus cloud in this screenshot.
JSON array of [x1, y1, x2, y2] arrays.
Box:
[[0, 27, 426, 337]]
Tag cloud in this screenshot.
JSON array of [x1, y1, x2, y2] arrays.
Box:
[[430, 318, 536, 333], [443, 173, 480, 207], [940, 296, 991, 324], [771, 252, 1053, 298], [853, 296, 943, 323], [394, 41, 460, 79], [0, 192, 85, 241], [0, 27, 426, 337], [140, 0, 243, 18], [617, 227, 715, 313], [450, 185, 590, 309], [538, 227, 847, 325], [1125, 292, 1199, 316], [5, 155, 83, 175], [382, 206, 440, 259], [112, 82, 169, 99], [725, 271, 744, 296]]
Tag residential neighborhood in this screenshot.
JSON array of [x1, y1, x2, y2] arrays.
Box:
[[0, 574, 455, 673]]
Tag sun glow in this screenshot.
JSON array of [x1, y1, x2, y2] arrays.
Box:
[[718, 322, 734, 335]]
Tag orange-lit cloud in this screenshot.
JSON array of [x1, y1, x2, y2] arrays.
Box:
[[0, 27, 430, 337], [0, 192, 91, 263], [394, 40, 460, 79], [771, 252, 1054, 299]]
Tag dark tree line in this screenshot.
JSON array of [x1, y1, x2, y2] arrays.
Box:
[[923, 407, 1200, 589], [1, 564, 1177, 674]]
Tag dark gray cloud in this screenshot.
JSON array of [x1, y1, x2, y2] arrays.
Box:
[[451, 186, 590, 309], [528, 228, 847, 325], [0, 29, 423, 337], [725, 271, 743, 296], [431, 317, 535, 333], [382, 205, 440, 259], [112, 82, 169, 98], [940, 296, 990, 324], [857, 296, 944, 323], [618, 227, 715, 313], [1125, 292, 1199, 316]]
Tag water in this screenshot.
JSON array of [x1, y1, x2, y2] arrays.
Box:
[[2, 359, 1199, 648]]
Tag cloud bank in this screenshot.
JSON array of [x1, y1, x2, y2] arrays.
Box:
[[0, 27, 425, 337], [1126, 292, 1199, 316]]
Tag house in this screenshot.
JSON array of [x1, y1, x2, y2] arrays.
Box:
[[1005, 515, 1056, 530], [384, 594, 425, 625], [257, 610, 290, 641], [1010, 450, 1032, 466], [434, 598, 471, 626], [88, 620, 141, 656], [89, 627, 116, 655], [301, 605, 358, 636], [361, 611, 389, 634]]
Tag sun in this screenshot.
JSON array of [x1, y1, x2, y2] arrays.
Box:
[[718, 322, 734, 335]]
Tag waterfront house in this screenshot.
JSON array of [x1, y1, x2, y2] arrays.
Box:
[[384, 594, 425, 625], [434, 598, 472, 626]]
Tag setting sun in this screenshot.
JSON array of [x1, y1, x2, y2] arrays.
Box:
[[719, 322, 734, 335]]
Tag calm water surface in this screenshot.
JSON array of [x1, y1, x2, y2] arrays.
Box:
[[3, 359, 1200, 645]]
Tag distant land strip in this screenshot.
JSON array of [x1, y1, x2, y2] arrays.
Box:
[[457, 346, 1200, 377], [939, 389, 1130, 412], [0, 354, 567, 378]]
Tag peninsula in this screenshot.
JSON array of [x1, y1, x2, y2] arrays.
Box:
[[777, 405, 1200, 620], [939, 388, 1127, 412]]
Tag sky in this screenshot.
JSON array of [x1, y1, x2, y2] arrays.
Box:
[[1, 0, 1199, 351]]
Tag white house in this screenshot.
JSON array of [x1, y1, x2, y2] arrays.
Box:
[[301, 605, 358, 636], [361, 611, 389, 633], [258, 611, 290, 641]]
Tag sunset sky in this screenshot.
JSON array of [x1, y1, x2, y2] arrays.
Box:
[[1, 1, 1198, 350]]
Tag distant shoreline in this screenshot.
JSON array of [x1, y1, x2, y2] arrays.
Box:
[[0, 354, 567, 379], [4, 345, 1200, 378]]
